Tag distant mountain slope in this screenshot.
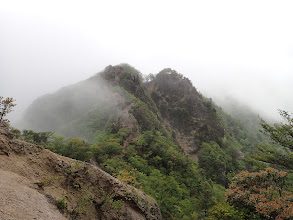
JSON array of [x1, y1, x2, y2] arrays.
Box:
[[21, 65, 225, 155], [216, 97, 268, 140], [20, 73, 116, 138]]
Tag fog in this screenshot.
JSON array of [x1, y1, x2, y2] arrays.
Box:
[[17, 72, 123, 141], [1, 0, 293, 124]]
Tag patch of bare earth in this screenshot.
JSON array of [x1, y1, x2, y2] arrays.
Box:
[[0, 170, 66, 220]]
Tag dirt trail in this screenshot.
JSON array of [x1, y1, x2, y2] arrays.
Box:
[[0, 170, 65, 220]]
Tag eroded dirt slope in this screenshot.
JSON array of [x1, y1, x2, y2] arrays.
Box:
[[0, 125, 162, 220]]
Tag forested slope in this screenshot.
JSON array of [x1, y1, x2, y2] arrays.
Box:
[[18, 64, 269, 219]]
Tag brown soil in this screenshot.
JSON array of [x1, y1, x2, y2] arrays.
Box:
[[0, 125, 162, 220]]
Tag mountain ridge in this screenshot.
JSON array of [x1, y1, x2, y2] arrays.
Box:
[[20, 64, 226, 157], [16, 64, 261, 219]]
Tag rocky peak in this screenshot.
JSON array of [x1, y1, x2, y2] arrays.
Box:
[[102, 64, 142, 87], [146, 69, 224, 157]]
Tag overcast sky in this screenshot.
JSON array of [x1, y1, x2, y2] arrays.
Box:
[[1, 0, 293, 123]]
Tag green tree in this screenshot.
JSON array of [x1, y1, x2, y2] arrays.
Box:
[[261, 110, 293, 149], [10, 127, 21, 138], [255, 110, 293, 170], [0, 96, 16, 124], [63, 138, 90, 161], [47, 135, 66, 152], [199, 142, 232, 186], [21, 130, 53, 145], [207, 202, 246, 220]]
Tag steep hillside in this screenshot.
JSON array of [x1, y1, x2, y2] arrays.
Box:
[[20, 73, 118, 141], [17, 64, 260, 218], [215, 97, 269, 143], [145, 68, 224, 156], [0, 124, 162, 220], [20, 65, 147, 145]]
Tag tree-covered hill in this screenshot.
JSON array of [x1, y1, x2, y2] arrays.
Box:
[[18, 64, 267, 219]]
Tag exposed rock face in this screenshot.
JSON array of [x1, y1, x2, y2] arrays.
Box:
[[0, 170, 66, 220], [145, 69, 225, 157], [0, 125, 162, 220]]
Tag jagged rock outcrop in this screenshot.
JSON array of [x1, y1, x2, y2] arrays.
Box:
[[145, 68, 224, 157], [0, 125, 162, 220]]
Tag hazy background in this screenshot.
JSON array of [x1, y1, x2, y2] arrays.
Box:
[[1, 0, 293, 124]]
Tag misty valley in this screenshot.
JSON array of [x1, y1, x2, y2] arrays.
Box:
[[1, 64, 293, 220]]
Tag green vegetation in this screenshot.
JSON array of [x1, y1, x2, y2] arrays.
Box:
[[215, 105, 263, 154], [226, 168, 293, 219], [0, 96, 16, 124], [76, 187, 94, 215], [254, 110, 293, 170], [56, 197, 67, 210], [22, 129, 53, 145], [199, 142, 233, 186], [148, 69, 224, 144], [221, 110, 293, 220], [103, 64, 158, 114], [14, 64, 293, 219], [19, 126, 227, 218], [207, 202, 246, 220], [97, 188, 124, 214], [40, 175, 60, 187]]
